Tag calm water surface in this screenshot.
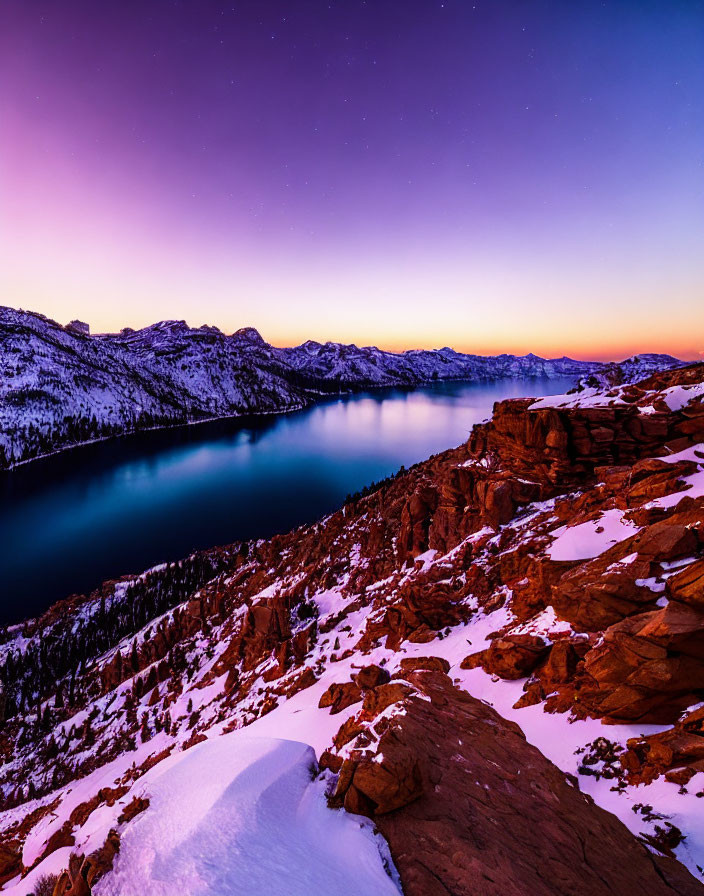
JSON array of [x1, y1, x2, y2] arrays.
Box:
[[0, 377, 574, 623]]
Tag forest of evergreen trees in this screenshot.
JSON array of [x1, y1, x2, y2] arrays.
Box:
[[0, 547, 234, 724]]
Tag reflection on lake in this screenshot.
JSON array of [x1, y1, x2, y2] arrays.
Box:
[[0, 377, 575, 623]]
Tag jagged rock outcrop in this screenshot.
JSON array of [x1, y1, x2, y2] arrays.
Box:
[[621, 705, 704, 787], [461, 632, 551, 678], [327, 671, 704, 895], [318, 681, 363, 714], [574, 599, 704, 723]]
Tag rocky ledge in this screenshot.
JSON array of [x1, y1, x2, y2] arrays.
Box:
[[324, 668, 702, 895]]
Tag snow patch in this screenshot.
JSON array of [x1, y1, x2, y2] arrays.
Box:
[[547, 510, 641, 562], [96, 735, 401, 896]]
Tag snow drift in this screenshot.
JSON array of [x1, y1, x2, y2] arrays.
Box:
[[95, 735, 401, 896]]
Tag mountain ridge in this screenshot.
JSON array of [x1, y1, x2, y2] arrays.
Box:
[[0, 304, 684, 469]]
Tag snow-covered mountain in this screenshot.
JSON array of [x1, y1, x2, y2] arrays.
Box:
[[573, 353, 690, 392], [0, 305, 684, 468], [2, 363, 704, 894]]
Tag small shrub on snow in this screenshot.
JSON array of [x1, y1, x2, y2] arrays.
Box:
[[32, 873, 58, 896]]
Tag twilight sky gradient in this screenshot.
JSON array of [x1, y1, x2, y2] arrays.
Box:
[[1, 0, 703, 359]]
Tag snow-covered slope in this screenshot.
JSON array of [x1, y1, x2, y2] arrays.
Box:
[[0, 305, 684, 468], [96, 736, 400, 896], [572, 353, 689, 392], [0, 309, 310, 469], [2, 363, 704, 894]]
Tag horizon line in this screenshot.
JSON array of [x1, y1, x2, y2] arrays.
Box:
[[5, 302, 700, 365]]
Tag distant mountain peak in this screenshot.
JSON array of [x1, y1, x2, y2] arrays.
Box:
[[66, 319, 90, 336], [233, 326, 265, 345]]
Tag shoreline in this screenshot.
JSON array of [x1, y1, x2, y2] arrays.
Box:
[[2, 398, 313, 472], [0, 373, 560, 473], [0, 371, 572, 629]]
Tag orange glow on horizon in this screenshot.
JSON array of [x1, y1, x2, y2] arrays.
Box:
[[5, 295, 702, 364], [2, 196, 702, 366], [265, 335, 704, 364]]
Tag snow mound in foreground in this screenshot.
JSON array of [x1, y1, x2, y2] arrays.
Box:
[[95, 735, 401, 896]]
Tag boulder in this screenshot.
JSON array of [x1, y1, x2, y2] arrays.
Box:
[[538, 638, 582, 687], [621, 705, 704, 785], [461, 633, 550, 679], [353, 664, 391, 690], [318, 681, 363, 714], [575, 602, 704, 722], [343, 750, 424, 815], [397, 656, 451, 675], [636, 522, 699, 561], [362, 682, 413, 716], [667, 559, 704, 610], [627, 458, 699, 504], [552, 552, 658, 631]]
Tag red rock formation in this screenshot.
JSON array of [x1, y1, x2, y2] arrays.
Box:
[[353, 663, 391, 689], [461, 633, 551, 679], [329, 671, 704, 896], [668, 559, 704, 610], [398, 483, 439, 561], [621, 705, 704, 787], [396, 655, 450, 675], [318, 681, 363, 714], [552, 545, 658, 631], [575, 599, 704, 723]]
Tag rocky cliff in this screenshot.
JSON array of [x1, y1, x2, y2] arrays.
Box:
[[1, 363, 704, 894]]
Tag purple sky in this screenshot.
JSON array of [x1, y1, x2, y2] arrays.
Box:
[[1, 1, 703, 358]]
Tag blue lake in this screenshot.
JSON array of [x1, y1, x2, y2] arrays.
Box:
[[0, 377, 575, 624]]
